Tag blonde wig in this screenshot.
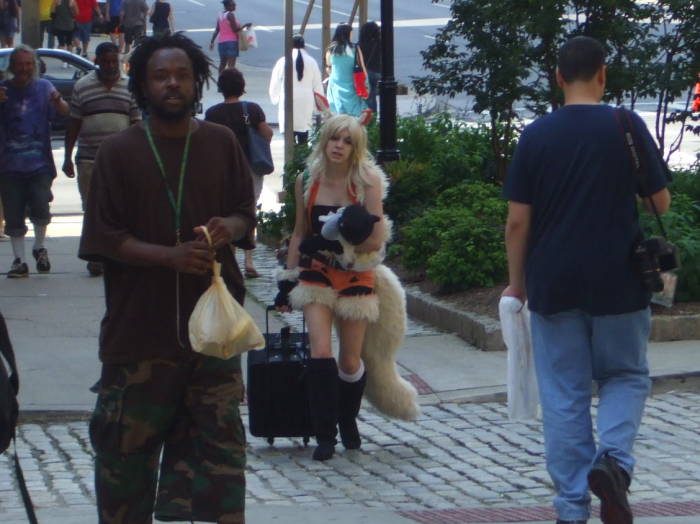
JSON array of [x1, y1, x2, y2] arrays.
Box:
[[304, 114, 386, 204]]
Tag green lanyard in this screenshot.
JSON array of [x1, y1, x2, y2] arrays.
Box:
[[144, 119, 192, 244]]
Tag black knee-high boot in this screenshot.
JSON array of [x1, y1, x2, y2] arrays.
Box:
[[307, 358, 338, 461], [338, 371, 366, 450]]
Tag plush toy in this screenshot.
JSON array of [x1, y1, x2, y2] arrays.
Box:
[[317, 205, 389, 272], [303, 202, 419, 420]]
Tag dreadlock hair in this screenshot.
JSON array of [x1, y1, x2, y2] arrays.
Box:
[[128, 32, 213, 112]]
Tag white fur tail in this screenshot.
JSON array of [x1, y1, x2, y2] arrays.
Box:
[[362, 265, 420, 420]]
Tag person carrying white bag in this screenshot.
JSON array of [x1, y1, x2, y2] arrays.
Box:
[[189, 226, 265, 358], [498, 296, 539, 421]]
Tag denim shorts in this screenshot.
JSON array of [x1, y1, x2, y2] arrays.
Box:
[[0, 170, 54, 237], [74, 21, 92, 43], [218, 40, 239, 59]]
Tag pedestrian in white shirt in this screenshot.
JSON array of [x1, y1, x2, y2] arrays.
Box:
[[269, 34, 324, 145]]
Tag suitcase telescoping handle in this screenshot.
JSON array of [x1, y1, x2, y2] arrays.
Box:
[[265, 306, 308, 362], [265, 305, 306, 335]]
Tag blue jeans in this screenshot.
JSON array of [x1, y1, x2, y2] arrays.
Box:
[[0, 171, 54, 237], [530, 308, 651, 521], [366, 71, 380, 113]]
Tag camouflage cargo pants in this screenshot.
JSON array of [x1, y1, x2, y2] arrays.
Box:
[[90, 355, 246, 524]]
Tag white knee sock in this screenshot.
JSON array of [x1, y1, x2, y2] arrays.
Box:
[[338, 360, 365, 383], [10, 236, 25, 261], [33, 225, 47, 250]]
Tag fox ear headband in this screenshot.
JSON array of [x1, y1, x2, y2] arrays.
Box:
[[314, 92, 374, 126]]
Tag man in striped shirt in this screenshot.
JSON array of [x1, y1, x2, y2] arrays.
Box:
[[63, 41, 141, 276]]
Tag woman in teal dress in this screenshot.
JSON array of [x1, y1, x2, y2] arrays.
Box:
[[325, 23, 368, 117]]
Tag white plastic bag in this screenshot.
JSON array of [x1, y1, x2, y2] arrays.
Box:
[[188, 228, 265, 359], [239, 27, 257, 51], [499, 296, 539, 421]]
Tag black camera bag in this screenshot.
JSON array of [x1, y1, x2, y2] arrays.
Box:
[[614, 108, 679, 277]]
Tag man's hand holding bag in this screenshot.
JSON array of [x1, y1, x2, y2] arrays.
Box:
[[188, 226, 265, 359]]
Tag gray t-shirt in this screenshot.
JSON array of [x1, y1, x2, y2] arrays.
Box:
[[121, 0, 148, 28]]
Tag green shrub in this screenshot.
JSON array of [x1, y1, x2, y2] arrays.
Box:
[[640, 192, 700, 302], [383, 114, 495, 230], [396, 182, 507, 290]]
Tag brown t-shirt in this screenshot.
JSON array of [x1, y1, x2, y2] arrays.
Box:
[[79, 120, 256, 364]]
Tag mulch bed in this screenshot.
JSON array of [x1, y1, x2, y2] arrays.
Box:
[[386, 259, 700, 321]]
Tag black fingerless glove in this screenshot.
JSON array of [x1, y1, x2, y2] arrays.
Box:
[[274, 268, 300, 308], [299, 234, 343, 256]]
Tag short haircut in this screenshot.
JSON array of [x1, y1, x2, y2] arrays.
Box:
[[95, 42, 120, 58], [128, 32, 212, 111], [217, 67, 245, 98], [557, 36, 606, 84]]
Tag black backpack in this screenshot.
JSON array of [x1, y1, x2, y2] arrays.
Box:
[[0, 312, 37, 523]]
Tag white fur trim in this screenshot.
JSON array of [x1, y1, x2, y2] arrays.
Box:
[[335, 294, 379, 322], [275, 267, 300, 282], [290, 283, 337, 310], [361, 264, 420, 421], [339, 360, 365, 383]]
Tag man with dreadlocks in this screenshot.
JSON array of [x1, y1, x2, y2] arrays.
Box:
[[79, 33, 255, 523]]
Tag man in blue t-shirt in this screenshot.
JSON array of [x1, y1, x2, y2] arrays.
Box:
[[0, 45, 70, 278], [503, 37, 671, 524]]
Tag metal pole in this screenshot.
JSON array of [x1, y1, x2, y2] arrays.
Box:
[[348, 0, 360, 26], [377, 0, 400, 165], [322, 0, 331, 80], [300, 0, 316, 35], [284, 0, 294, 164], [360, 0, 368, 26], [21, 0, 41, 49]]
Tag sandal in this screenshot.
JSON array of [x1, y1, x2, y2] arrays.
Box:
[[245, 267, 261, 279]]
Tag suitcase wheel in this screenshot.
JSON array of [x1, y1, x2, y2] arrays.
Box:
[[267, 437, 274, 445]]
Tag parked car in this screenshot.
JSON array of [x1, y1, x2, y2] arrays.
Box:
[[0, 48, 97, 131]]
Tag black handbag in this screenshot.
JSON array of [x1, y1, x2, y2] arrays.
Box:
[[241, 101, 274, 176], [0, 313, 37, 524]]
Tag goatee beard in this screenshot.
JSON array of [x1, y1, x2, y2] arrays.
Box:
[[148, 103, 193, 121]]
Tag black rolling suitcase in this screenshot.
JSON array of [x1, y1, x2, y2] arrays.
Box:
[[246, 306, 313, 445]]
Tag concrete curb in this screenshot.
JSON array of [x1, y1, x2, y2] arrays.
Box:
[[405, 284, 505, 352], [651, 313, 700, 341], [405, 284, 700, 351]]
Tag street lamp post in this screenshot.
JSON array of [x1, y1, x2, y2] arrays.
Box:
[[376, 0, 400, 165]]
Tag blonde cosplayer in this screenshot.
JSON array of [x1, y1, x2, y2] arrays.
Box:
[[303, 114, 386, 206], [276, 114, 418, 464]]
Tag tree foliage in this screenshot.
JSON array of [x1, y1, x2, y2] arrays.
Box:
[[416, 0, 700, 169]]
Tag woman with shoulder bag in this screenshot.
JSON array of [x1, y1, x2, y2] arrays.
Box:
[[205, 68, 273, 279], [325, 23, 368, 117]]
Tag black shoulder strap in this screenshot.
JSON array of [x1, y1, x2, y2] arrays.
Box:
[[0, 314, 37, 524], [613, 107, 668, 239]]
